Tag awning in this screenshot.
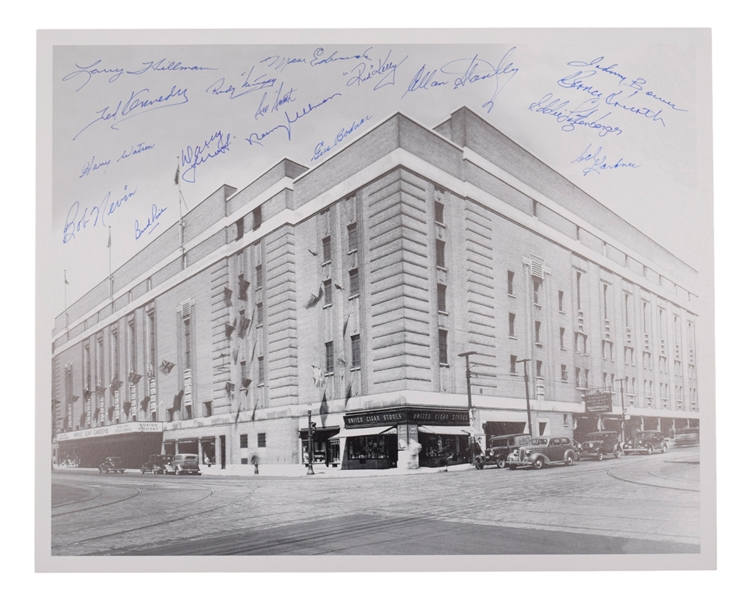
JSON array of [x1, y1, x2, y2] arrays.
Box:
[[330, 426, 396, 439], [418, 425, 474, 436]]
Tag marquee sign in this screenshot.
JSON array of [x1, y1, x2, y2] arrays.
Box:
[[55, 421, 163, 442], [344, 407, 470, 429]]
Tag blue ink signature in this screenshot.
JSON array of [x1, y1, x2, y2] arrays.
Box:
[[311, 115, 372, 161], [62, 59, 216, 92], [73, 86, 189, 141], [246, 92, 342, 147], [345, 50, 408, 91], [261, 55, 307, 71], [310, 47, 373, 67], [79, 156, 111, 178], [528, 93, 623, 137], [571, 144, 640, 176], [117, 142, 155, 163], [205, 67, 277, 100], [180, 131, 232, 184], [63, 185, 137, 243], [403, 48, 519, 112], [564, 57, 687, 112], [135, 204, 168, 239], [254, 82, 297, 120], [604, 91, 666, 127]]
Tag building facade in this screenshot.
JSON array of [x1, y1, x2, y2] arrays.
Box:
[[51, 108, 700, 470]]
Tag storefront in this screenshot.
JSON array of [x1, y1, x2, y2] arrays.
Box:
[[54, 422, 163, 469], [299, 426, 341, 467], [337, 406, 471, 470]]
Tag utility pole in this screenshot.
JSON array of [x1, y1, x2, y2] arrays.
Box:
[[458, 351, 478, 465], [615, 378, 627, 444], [517, 359, 533, 436], [307, 407, 315, 475]]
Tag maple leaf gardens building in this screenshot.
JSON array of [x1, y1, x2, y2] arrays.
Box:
[[51, 108, 701, 472]]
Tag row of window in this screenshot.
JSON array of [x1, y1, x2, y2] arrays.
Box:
[[239, 433, 266, 448], [323, 335, 361, 373]]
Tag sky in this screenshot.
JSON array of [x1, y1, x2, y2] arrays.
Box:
[[50, 31, 710, 323]]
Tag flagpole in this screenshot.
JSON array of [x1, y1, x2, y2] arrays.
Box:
[[176, 156, 185, 264], [108, 226, 113, 301], [64, 270, 68, 327]]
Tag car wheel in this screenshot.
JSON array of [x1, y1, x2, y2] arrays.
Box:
[[647, 445, 653, 455], [615, 447, 621, 458], [597, 451, 604, 461], [533, 457, 544, 470], [565, 454, 574, 466], [495, 458, 504, 468], [662, 443, 668, 453]]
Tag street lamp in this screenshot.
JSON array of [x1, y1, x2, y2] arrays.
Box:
[[458, 351, 478, 465], [615, 378, 627, 444], [306, 406, 315, 475], [517, 359, 533, 437]]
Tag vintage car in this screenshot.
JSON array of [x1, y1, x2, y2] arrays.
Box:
[[140, 454, 173, 474], [485, 433, 532, 468], [674, 427, 700, 447], [623, 430, 667, 455], [506, 436, 578, 470], [577, 431, 622, 461], [98, 457, 125, 473], [163, 453, 201, 475]]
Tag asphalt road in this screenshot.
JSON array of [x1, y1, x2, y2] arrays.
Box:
[[51, 447, 700, 556]]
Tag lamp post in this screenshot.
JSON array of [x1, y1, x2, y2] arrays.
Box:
[[615, 378, 627, 444], [307, 406, 315, 475], [517, 359, 533, 437], [458, 351, 478, 465]]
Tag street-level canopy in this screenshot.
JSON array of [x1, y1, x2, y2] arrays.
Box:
[[418, 425, 476, 436], [330, 426, 396, 439]]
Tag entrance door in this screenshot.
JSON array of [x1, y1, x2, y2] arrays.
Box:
[[220, 435, 226, 469]]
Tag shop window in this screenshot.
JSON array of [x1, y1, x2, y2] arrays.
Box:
[[322, 236, 332, 264], [348, 223, 358, 252], [347, 435, 391, 460], [258, 433, 266, 448], [351, 335, 361, 369], [438, 329, 448, 365], [240, 434, 248, 448], [436, 239, 446, 269]]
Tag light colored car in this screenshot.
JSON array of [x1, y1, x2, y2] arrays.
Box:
[[674, 428, 700, 447], [623, 431, 668, 455], [506, 436, 578, 470], [164, 453, 201, 475]]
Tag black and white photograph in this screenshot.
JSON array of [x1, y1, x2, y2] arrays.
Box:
[[33, 25, 717, 572]]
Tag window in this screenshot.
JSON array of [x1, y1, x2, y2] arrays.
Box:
[[240, 434, 248, 448], [560, 327, 566, 350], [536, 360, 543, 377], [349, 269, 360, 297], [436, 239, 446, 269], [533, 278, 541, 305], [576, 271, 582, 311], [185, 405, 192, 420], [535, 321, 542, 344], [561, 364, 568, 382], [437, 284, 447, 313], [438, 329, 448, 364], [643, 351, 652, 370], [532, 200, 538, 217], [602, 283, 609, 319], [258, 433, 267, 448], [576, 332, 588, 354], [510, 355, 518, 375], [434, 200, 445, 224], [256, 264, 263, 289], [235, 216, 244, 241], [258, 356, 265, 385], [204, 401, 212, 417], [128, 317, 137, 372], [584, 369, 589, 388], [184, 316, 192, 370], [323, 279, 333, 306], [642, 300, 650, 330], [241, 360, 248, 382], [111, 327, 120, 378], [147, 310, 156, 368], [351, 335, 361, 369], [508, 313, 516, 338], [257, 302, 263, 326], [97, 335, 104, 384], [322, 236, 332, 263], [558, 290, 564, 312], [575, 367, 582, 388], [624, 293, 631, 328], [252, 206, 262, 230], [507, 271, 515, 295], [325, 341, 334, 374], [347, 223, 358, 252], [84, 343, 91, 391]]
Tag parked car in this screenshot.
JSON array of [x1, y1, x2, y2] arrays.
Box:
[[164, 453, 201, 475], [623, 431, 667, 455], [577, 431, 622, 461], [98, 457, 125, 473], [506, 436, 578, 470], [485, 433, 532, 468], [140, 454, 173, 474], [674, 427, 700, 447]]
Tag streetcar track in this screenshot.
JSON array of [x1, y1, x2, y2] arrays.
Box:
[[52, 487, 104, 508], [52, 486, 144, 517], [605, 468, 699, 492]]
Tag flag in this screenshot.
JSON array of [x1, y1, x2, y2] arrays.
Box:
[[64, 271, 69, 285], [174, 164, 180, 185], [311, 365, 324, 388], [320, 390, 328, 428], [345, 382, 352, 405], [235, 401, 242, 423], [342, 314, 349, 337]]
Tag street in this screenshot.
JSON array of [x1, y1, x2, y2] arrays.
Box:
[[51, 446, 700, 555]]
